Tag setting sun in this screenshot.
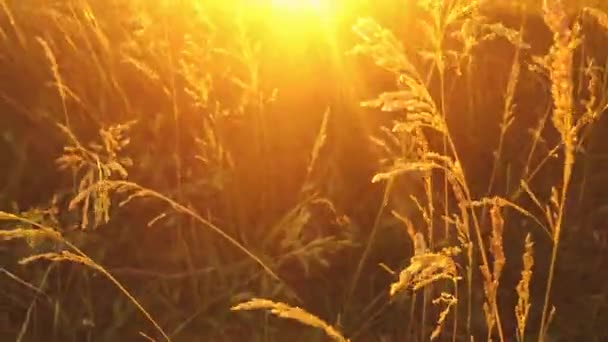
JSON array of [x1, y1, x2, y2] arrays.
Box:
[[241, 0, 344, 33], [265, 0, 343, 22], [270, 0, 326, 12]]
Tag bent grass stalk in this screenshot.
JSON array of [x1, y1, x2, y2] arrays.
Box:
[[232, 298, 350, 342], [352, 9, 513, 339], [539, 1, 579, 339], [73, 180, 283, 283], [0, 212, 171, 341], [516, 234, 534, 342]]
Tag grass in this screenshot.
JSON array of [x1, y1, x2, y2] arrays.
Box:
[[1, 0, 607, 341]]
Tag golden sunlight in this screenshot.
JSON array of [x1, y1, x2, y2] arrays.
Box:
[[245, 0, 344, 46], [264, 0, 340, 24], [270, 0, 326, 12]]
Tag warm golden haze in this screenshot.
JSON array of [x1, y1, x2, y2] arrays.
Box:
[[0, 0, 607, 341], [271, 0, 326, 12]]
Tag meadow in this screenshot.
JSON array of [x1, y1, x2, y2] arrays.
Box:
[[1, 0, 607, 341]]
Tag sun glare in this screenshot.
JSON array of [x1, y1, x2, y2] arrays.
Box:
[[243, 0, 344, 43], [267, 0, 336, 22], [270, 0, 325, 12]]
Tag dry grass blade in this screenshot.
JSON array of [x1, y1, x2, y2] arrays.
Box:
[[36, 36, 70, 127], [515, 234, 534, 342], [19, 250, 171, 341], [389, 246, 461, 296], [84, 180, 281, 283], [585, 7, 608, 31], [540, 0, 580, 337], [489, 202, 506, 282], [486, 41, 522, 197], [0, 0, 25, 47], [302, 107, 331, 193], [1, 212, 170, 341], [0, 211, 19, 220], [351, 17, 417, 76], [16, 264, 53, 342], [469, 197, 550, 237], [0, 227, 61, 243], [19, 250, 95, 267], [307, 108, 330, 178], [480, 200, 506, 340], [0, 211, 63, 249], [431, 293, 457, 341], [231, 298, 350, 342], [0, 267, 48, 298]]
